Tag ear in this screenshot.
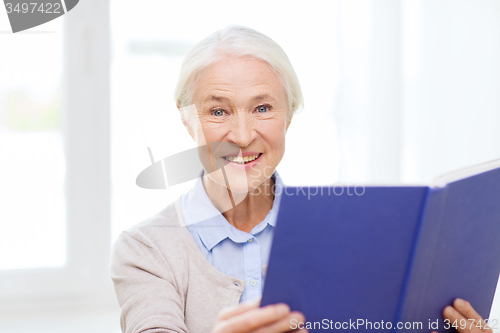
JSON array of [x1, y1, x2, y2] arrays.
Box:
[[178, 103, 195, 141]]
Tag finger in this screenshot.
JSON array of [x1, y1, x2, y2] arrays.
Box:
[[443, 306, 473, 333], [443, 305, 490, 333], [216, 303, 290, 333], [255, 311, 305, 333], [218, 298, 260, 321], [452, 299, 492, 333]]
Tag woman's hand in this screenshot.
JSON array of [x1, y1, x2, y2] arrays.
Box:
[[212, 298, 308, 333], [432, 298, 492, 333]]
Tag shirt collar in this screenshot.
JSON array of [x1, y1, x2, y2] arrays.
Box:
[[182, 170, 285, 251]]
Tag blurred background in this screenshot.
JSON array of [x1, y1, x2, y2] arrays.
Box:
[[0, 0, 499, 332]]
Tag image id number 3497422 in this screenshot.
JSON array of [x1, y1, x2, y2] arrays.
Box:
[[5, 2, 61, 14]]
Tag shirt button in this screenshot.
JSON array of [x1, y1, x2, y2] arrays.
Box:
[[250, 279, 257, 286], [248, 238, 253, 242]]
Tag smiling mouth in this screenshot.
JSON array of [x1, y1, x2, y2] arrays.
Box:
[[223, 153, 262, 164]]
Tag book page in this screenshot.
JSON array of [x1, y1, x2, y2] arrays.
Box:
[[432, 158, 500, 188]]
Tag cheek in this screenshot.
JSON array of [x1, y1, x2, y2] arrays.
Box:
[[197, 118, 225, 143], [265, 119, 287, 143], [271, 135, 286, 161], [261, 123, 287, 158]]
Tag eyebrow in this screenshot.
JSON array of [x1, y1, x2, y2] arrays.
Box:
[[203, 95, 228, 103], [251, 94, 276, 102], [203, 94, 276, 104]]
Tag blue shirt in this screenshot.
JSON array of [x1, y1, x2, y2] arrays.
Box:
[[181, 171, 284, 303]]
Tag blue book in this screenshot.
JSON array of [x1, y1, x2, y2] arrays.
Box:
[[261, 159, 500, 333]]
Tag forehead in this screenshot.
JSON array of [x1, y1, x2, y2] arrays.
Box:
[[192, 55, 287, 103]]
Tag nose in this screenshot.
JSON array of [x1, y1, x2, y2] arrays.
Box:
[[227, 112, 255, 148]]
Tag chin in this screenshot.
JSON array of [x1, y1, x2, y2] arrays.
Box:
[[205, 165, 270, 195], [224, 173, 253, 194]]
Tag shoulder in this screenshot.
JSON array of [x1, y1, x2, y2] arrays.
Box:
[[111, 199, 192, 269], [110, 198, 245, 332], [122, 199, 188, 244]]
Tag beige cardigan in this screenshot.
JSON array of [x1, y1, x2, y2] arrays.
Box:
[[110, 198, 246, 333]]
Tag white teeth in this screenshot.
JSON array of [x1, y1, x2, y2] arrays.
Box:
[[224, 154, 260, 164]]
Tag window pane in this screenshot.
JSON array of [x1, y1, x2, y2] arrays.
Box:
[[0, 19, 65, 270]]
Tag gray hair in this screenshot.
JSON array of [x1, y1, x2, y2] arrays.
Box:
[[174, 25, 304, 119]]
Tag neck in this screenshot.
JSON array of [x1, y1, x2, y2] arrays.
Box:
[[202, 173, 275, 233]]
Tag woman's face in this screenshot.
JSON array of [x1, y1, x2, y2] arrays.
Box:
[[183, 54, 290, 194]]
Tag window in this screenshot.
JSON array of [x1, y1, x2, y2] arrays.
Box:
[[0, 1, 116, 312], [0, 20, 65, 271]]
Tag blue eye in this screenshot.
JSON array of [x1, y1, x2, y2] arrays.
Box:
[[212, 109, 224, 116], [257, 105, 269, 113]]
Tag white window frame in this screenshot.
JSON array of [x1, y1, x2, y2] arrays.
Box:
[[0, 0, 116, 313]]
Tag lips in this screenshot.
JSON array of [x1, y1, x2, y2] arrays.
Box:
[[223, 153, 262, 164]]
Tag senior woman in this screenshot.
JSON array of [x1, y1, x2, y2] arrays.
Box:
[[110, 25, 491, 333]]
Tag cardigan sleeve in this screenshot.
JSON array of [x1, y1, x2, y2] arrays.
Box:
[[110, 230, 188, 333]]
